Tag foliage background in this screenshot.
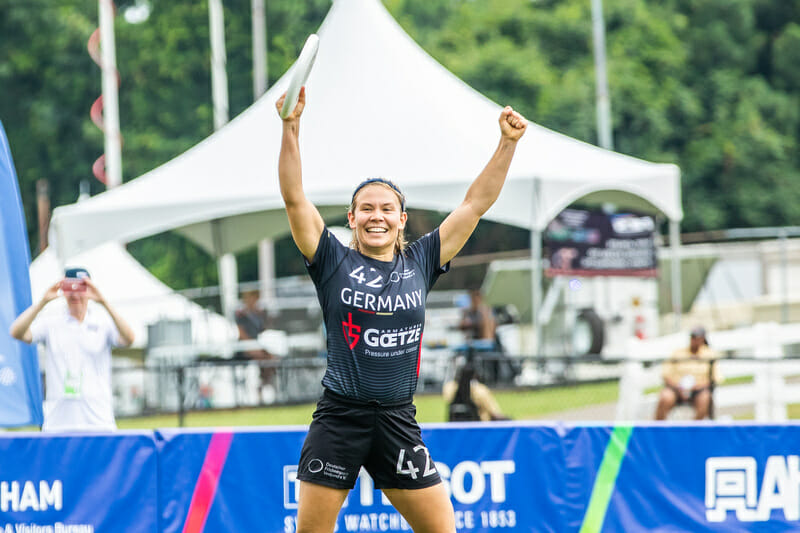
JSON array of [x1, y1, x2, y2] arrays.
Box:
[[2, 0, 799, 292]]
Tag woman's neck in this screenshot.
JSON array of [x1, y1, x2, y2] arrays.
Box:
[[357, 244, 396, 263]]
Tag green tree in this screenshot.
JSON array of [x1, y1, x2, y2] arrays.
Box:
[[0, 1, 102, 250], [4, 0, 800, 292]]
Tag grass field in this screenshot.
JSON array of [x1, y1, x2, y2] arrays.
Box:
[[116, 381, 620, 429]]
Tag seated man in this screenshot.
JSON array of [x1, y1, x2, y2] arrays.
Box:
[[235, 289, 277, 392], [458, 289, 497, 347], [443, 362, 510, 422], [457, 289, 519, 385], [655, 326, 721, 420]]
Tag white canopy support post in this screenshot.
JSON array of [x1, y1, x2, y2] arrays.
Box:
[[211, 219, 238, 326], [669, 218, 682, 331], [258, 238, 276, 301], [531, 179, 543, 356], [218, 254, 238, 322], [99, 0, 122, 188]]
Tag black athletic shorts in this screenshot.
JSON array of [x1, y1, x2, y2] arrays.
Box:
[[297, 389, 443, 490]]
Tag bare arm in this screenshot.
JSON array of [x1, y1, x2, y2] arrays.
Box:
[[439, 106, 527, 266], [276, 87, 324, 261], [478, 305, 497, 340], [9, 281, 61, 344], [101, 302, 135, 348], [86, 280, 135, 347]]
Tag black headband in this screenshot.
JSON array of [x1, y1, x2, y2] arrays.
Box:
[[351, 178, 405, 211]]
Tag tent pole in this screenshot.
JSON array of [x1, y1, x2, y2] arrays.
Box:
[[531, 179, 542, 357], [669, 218, 682, 331], [211, 219, 238, 326], [258, 238, 276, 301], [531, 228, 542, 357]]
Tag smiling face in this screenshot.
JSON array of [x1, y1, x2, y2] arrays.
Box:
[[347, 183, 407, 261]]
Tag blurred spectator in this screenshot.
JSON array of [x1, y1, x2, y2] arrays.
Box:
[[458, 289, 497, 346], [8, 267, 134, 431], [235, 289, 277, 393], [443, 362, 510, 422], [457, 290, 520, 385], [655, 326, 721, 420]]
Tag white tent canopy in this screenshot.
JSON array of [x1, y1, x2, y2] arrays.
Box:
[[48, 0, 684, 346], [30, 243, 237, 350], [49, 0, 681, 261]]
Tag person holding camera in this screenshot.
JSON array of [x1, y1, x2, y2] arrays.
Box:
[[443, 362, 511, 422], [9, 267, 134, 431]]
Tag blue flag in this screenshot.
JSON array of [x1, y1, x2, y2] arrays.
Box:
[[0, 120, 44, 427]]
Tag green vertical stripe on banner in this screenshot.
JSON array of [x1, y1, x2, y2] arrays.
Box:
[[578, 425, 634, 533]]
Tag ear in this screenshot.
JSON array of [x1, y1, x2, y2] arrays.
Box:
[[398, 211, 408, 230], [347, 211, 356, 229]]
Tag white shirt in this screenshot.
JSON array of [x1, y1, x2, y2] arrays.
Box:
[[30, 304, 121, 431]]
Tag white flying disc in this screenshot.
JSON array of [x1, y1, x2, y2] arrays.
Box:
[[280, 34, 320, 119]]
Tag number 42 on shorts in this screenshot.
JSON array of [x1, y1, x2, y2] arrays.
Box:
[[396, 445, 437, 479]]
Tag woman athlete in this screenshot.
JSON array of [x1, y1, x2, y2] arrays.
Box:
[[276, 87, 527, 533]]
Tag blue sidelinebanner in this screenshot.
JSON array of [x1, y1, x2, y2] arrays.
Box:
[[0, 120, 43, 427], [0, 431, 159, 532], [3, 424, 800, 530], [156, 424, 800, 532]]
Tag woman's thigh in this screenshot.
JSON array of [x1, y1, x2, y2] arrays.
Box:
[[296, 481, 349, 533], [382, 483, 456, 533]]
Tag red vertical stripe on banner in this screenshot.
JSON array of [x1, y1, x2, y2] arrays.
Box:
[[182, 432, 234, 533]]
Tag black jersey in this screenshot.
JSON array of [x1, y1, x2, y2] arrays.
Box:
[[306, 227, 449, 403]]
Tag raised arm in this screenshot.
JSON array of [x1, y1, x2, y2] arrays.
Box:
[[276, 87, 325, 261], [438, 106, 527, 266], [9, 281, 61, 344], [85, 279, 135, 347]]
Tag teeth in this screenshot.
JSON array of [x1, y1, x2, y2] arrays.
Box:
[[367, 228, 387, 233]]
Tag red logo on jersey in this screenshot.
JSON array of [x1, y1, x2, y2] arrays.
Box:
[[342, 312, 361, 349]]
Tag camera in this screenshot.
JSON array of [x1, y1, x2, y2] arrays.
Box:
[[61, 278, 87, 292]]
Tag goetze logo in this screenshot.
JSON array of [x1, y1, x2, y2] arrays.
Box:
[[706, 456, 800, 522], [364, 325, 421, 348], [342, 313, 361, 349]]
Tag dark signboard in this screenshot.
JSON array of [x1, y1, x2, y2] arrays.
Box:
[[544, 208, 657, 277]]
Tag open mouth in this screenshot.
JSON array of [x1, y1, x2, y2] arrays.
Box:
[[366, 227, 388, 233]]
